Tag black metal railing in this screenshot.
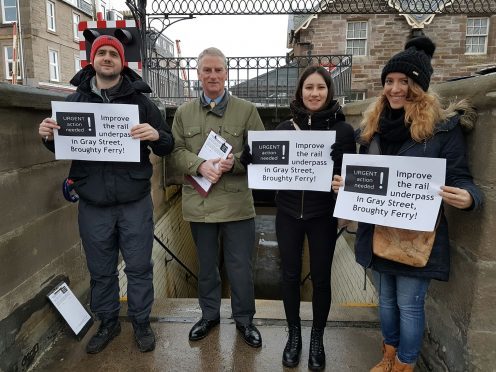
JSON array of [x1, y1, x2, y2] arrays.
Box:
[[154, 234, 198, 282], [147, 55, 352, 108]]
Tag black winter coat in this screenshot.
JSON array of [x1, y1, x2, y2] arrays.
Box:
[[275, 100, 355, 219], [44, 65, 174, 206], [354, 112, 483, 281]]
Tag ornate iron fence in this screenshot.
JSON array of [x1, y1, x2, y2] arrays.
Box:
[[122, 0, 495, 105], [143, 0, 495, 15], [147, 55, 352, 108]]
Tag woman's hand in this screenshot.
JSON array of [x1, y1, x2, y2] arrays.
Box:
[[332, 175, 344, 194], [439, 185, 473, 209]]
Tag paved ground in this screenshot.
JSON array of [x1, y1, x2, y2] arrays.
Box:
[[34, 209, 383, 371], [30, 299, 382, 372]]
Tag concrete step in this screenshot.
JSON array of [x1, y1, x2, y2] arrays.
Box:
[[30, 298, 382, 372]]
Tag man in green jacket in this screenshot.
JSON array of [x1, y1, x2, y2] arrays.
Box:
[[171, 47, 264, 347]]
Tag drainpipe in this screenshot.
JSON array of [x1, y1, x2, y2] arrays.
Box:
[[138, 0, 147, 83], [15, 0, 26, 84]]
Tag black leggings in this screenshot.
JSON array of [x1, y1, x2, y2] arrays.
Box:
[[276, 210, 338, 329]]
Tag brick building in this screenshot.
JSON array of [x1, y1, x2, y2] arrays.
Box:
[[0, 0, 125, 88], [288, 12, 496, 101]]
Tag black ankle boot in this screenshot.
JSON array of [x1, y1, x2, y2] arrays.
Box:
[[282, 323, 302, 367], [308, 327, 325, 371]]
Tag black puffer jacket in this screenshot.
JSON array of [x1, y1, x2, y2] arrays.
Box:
[[275, 100, 356, 219], [45, 65, 174, 206]]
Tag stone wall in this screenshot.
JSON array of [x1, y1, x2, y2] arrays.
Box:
[[342, 74, 496, 371]]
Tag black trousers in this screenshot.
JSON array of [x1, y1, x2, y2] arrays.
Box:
[[78, 195, 154, 323], [190, 219, 256, 325], [276, 210, 338, 329]]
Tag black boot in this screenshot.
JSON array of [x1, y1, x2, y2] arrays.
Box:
[[308, 327, 325, 371], [86, 318, 121, 354], [282, 323, 302, 367], [132, 320, 156, 352]]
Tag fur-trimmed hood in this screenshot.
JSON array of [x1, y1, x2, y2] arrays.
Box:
[[440, 99, 477, 133]]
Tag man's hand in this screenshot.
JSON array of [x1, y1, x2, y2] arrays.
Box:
[[198, 158, 222, 184], [131, 123, 159, 141], [218, 154, 234, 173], [39, 118, 60, 141]]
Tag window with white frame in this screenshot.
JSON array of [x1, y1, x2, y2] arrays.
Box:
[[74, 56, 81, 73], [346, 21, 367, 56], [1, 0, 17, 23], [47, 1, 56, 32], [4, 46, 20, 79], [466, 18, 489, 54], [49, 49, 60, 81], [73, 13, 80, 41]]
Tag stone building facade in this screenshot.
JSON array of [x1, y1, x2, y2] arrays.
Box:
[[0, 0, 93, 87], [289, 13, 496, 100]]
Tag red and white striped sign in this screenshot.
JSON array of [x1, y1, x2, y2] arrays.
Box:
[[78, 20, 142, 70]]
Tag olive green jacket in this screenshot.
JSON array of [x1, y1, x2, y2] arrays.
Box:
[[171, 94, 265, 222]]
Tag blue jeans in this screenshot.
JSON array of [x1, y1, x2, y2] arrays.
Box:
[[374, 272, 431, 364]]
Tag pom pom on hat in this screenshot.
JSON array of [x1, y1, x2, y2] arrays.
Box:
[[90, 35, 125, 67], [381, 36, 436, 91]]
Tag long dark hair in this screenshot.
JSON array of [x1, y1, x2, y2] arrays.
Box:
[[294, 65, 335, 109]]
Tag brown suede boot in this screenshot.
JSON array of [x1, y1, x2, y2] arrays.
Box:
[[370, 342, 397, 372], [392, 356, 415, 372]]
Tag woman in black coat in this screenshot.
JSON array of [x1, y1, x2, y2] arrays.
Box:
[[275, 66, 355, 371], [332, 37, 482, 372]]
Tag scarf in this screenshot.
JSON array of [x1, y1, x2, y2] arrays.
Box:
[[378, 108, 411, 155], [290, 99, 344, 130]]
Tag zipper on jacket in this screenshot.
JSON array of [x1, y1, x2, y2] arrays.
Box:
[[297, 115, 312, 219], [299, 191, 305, 218], [103, 90, 110, 103]]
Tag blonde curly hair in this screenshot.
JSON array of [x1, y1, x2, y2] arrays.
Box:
[[360, 78, 447, 143]]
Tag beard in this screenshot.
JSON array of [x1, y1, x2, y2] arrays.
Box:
[[96, 69, 121, 81]]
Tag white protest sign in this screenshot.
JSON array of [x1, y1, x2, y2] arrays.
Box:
[[334, 154, 446, 231], [52, 101, 140, 162], [248, 130, 335, 191]]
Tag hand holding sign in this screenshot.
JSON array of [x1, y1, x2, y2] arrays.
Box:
[[439, 185, 473, 209], [332, 174, 344, 193], [218, 153, 234, 173], [39, 117, 61, 141], [130, 123, 159, 142], [198, 158, 222, 184]]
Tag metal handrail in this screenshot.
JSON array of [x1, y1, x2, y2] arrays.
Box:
[[153, 234, 198, 281]]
